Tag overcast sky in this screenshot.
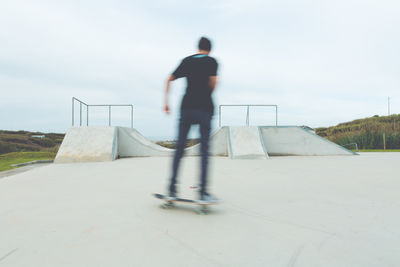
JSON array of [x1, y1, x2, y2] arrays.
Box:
[[1, 0, 399, 139]]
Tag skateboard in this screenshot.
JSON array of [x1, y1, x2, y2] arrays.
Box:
[[153, 193, 219, 215]]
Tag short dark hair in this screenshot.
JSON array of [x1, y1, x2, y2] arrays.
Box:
[[198, 37, 212, 51]]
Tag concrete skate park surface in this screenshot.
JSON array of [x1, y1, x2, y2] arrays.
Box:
[[1, 153, 399, 266]]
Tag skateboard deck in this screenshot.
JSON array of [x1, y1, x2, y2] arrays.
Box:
[[153, 193, 219, 214]]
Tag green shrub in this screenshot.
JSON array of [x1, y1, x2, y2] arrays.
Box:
[[29, 138, 56, 147], [0, 142, 17, 154]]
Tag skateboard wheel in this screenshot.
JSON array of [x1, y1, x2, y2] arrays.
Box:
[[161, 202, 174, 209], [195, 206, 209, 215]]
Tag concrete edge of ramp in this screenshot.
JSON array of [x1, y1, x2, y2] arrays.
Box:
[[260, 126, 357, 156], [227, 126, 269, 159]]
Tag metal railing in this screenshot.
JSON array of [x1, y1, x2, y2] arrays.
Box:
[[72, 97, 133, 128], [219, 104, 278, 127], [342, 142, 359, 151]]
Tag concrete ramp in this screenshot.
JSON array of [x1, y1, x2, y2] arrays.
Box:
[[185, 127, 229, 157], [55, 126, 230, 162], [119, 126, 265, 159], [228, 126, 268, 159], [54, 127, 118, 163], [119, 126, 229, 157], [260, 126, 356, 156], [55, 125, 356, 163], [118, 127, 173, 157]]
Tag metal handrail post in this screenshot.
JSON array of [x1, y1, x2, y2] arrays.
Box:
[[219, 104, 279, 127], [72, 98, 74, 126], [109, 105, 111, 126], [343, 142, 359, 151], [131, 105, 133, 128], [72, 97, 133, 128], [80, 102, 82, 126], [246, 105, 250, 126], [219, 106, 222, 127]]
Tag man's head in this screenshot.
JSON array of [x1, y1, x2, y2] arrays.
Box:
[[198, 37, 212, 53]]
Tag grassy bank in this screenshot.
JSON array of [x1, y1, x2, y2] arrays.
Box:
[[316, 114, 400, 149], [354, 149, 400, 152], [0, 151, 56, 172], [0, 130, 64, 155]]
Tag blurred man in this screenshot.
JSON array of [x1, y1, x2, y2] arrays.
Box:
[[163, 37, 218, 203]]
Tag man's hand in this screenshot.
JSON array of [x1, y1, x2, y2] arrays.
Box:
[[209, 76, 218, 93], [164, 75, 175, 115], [164, 103, 170, 115]]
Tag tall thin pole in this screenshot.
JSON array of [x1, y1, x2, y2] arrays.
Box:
[[72, 98, 74, 126], [246, 105, 250, 126], [219, 106, 221, 127], [383, 133, 386, 150], [131, 105, 133, 128], [109, 105, 111, 126], [388, 97, 390, 116], [80, 103, 82, 126]]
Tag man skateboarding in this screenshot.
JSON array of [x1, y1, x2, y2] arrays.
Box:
[[163, 37, 218, 203]]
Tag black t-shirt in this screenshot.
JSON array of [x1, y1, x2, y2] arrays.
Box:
[[172, 54, 218, 114]]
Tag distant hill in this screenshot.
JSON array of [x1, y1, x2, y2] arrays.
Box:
[[316, 114, 400, 149], [0, 130, 64, 155]]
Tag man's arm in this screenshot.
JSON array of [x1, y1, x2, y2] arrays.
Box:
[[209, 76, 218, 93], [164, 75, 176, 114]]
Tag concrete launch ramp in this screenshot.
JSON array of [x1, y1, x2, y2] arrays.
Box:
[[260, 126, 357, 156], [118, 127, 173, 157], [55, 127, 118, 163], [55, 125, 356, 163]]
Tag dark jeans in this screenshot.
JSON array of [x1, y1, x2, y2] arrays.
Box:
[[169, 109, 212, 197]]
